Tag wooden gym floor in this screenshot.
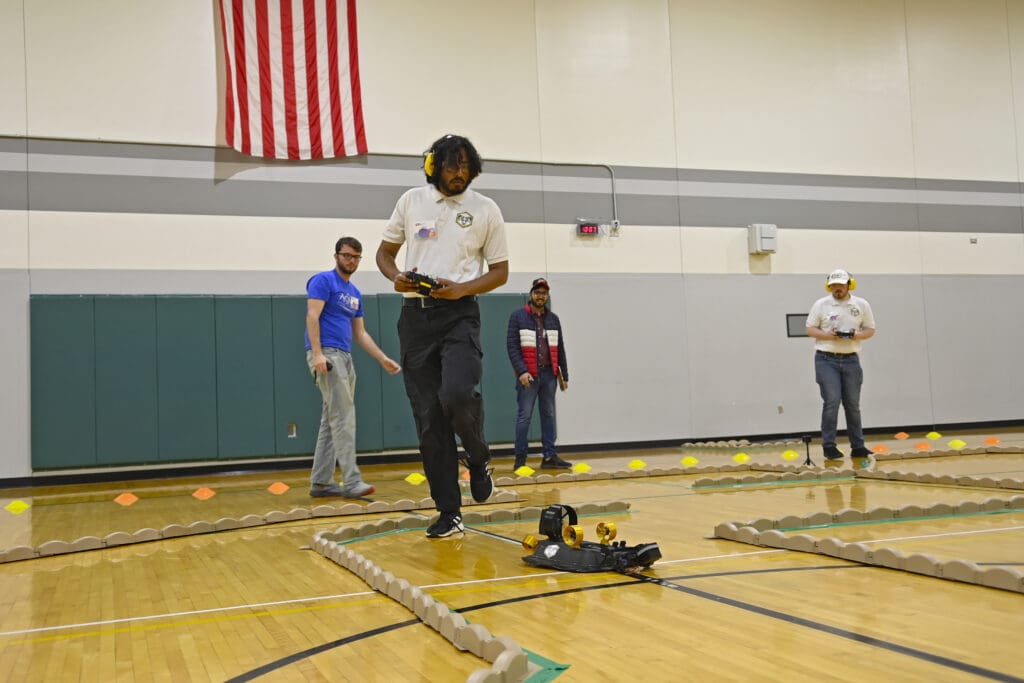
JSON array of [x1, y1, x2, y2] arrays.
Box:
[[0, 428, 1022, 682]]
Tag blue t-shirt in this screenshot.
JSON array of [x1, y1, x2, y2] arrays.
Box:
[[304, 270, 363, 351]]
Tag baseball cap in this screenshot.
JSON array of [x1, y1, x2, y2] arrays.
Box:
[[531, 277, 550, 291], [826, 269, 851, 286]]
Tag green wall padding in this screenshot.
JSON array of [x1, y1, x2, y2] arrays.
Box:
[[30, 292, 535, 469], [271, 296, 321, 455], [94, 297, 159, 464], [30, 296, 97, 468], [377, 295, 419, 450], [215, 297, 277, 459], [157, 297, 218, 462], [349, 296, 388, 452]]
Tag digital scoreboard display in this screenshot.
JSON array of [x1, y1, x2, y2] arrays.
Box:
[[576, 221, 600, 236]]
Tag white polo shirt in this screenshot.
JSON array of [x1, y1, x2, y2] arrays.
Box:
[[382, 185, 509, 285], [806, 294, 876, 353]]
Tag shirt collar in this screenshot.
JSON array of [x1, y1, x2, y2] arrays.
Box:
[[429, 185, 468, 205]]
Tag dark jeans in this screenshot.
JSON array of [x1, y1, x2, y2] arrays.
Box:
[[398, 299, 490, 513], [514, 370, 558, 459], [815, 351, 864, 448]]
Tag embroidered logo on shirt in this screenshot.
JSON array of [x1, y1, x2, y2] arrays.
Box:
[[455, 211, 473, 228]]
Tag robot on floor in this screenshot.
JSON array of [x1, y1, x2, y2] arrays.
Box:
[[521, 504, 661, 573]]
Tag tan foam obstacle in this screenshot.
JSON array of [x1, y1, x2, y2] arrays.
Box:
[[312, 501, 634, 683]]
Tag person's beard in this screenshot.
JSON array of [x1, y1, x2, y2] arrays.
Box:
[[439, 175, 470, 196]]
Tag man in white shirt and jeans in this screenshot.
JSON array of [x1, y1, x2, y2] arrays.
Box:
[[805, 269, 876, 461]]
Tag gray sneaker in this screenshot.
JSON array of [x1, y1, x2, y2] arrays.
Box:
[[309, 483, 345, 498], [342, 482, 375, 498]]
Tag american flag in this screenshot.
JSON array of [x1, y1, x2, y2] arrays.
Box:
[[218, 0, 368, 160]]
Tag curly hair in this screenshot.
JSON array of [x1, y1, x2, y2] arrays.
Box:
[[424, 134, 482, 185]]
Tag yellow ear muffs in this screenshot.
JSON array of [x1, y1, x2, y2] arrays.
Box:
[[824, 275, 857, 291], [423, 152, 435, 178]]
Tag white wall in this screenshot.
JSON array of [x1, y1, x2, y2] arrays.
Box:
[[1, 0, 1021, 177], [1, 0, 1022, 477]]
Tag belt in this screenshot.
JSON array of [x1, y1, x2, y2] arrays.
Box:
[[402, 295, 477, 309], [816, 350, 857, 359]]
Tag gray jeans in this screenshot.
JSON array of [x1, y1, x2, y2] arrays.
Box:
[[307, 348, 363, 488]]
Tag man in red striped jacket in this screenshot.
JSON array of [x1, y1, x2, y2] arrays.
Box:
[[506, 278, 572, 470]]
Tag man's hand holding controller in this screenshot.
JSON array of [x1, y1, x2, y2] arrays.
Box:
[[405, 270, 440, 296]]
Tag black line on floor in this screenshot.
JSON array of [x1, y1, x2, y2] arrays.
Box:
[[227, 562, 1022, 682], [628, 572, 1024, 683], [223, 618, 420, 682]]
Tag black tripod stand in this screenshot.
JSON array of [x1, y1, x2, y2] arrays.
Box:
[[802, 434, 814, 467]]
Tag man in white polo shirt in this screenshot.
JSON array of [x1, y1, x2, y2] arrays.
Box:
[[805, 269, 877, 461], [375, 134, 509, 538]]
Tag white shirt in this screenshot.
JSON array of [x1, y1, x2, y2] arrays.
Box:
[[381, 185, 509, 287], [806, 294, 875, 353]]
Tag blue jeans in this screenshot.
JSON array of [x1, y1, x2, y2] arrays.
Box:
[[514, 370, 558, 459], [815, 351, 864, 448], [306, 348, 364, 489]]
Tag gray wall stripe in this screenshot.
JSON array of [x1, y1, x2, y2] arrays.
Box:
[[1, 137, 1022, 233], [0, 172, 28, 210]]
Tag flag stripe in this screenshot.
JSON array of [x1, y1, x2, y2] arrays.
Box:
[[345, 0, 366, 154], [231, 0, 251, 155], [219, 0, 366, 160], [313, 0, 333, 156], [266, 6, 286, 158], [256, 0, 275, 157], [218, 0, 236, 150], [291, 0, 311, 157], [302, 0, 322, 159], [326, 0, 344, 157], [279, 0, 299, 159]]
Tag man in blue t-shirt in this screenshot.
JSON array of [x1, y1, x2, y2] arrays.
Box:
[[306, 237, 401, 498]]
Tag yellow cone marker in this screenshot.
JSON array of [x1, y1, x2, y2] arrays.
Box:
[[404, 472, 427, 485], [781, 450, 799, 461], [926, 431, 942, 440], [680, 455, 699, 467], [4, 500, 29, 515], [947, 439, 966, 450], [732, 452, 750, 464], [515, 465, 536, 477], [628, 459, 647, 470], [571, 463, 591, 474]]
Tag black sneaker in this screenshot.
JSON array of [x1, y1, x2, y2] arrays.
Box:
[[425, 512, 464, 538], [540, 454, 572, 469], [850, 447, 872, 459], [466, 461, 493, 502], [823, 446, 845, 460], [513, 456, 527, 470]]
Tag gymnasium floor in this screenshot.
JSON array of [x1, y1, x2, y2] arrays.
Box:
[[0, 428, 1022, 682]]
